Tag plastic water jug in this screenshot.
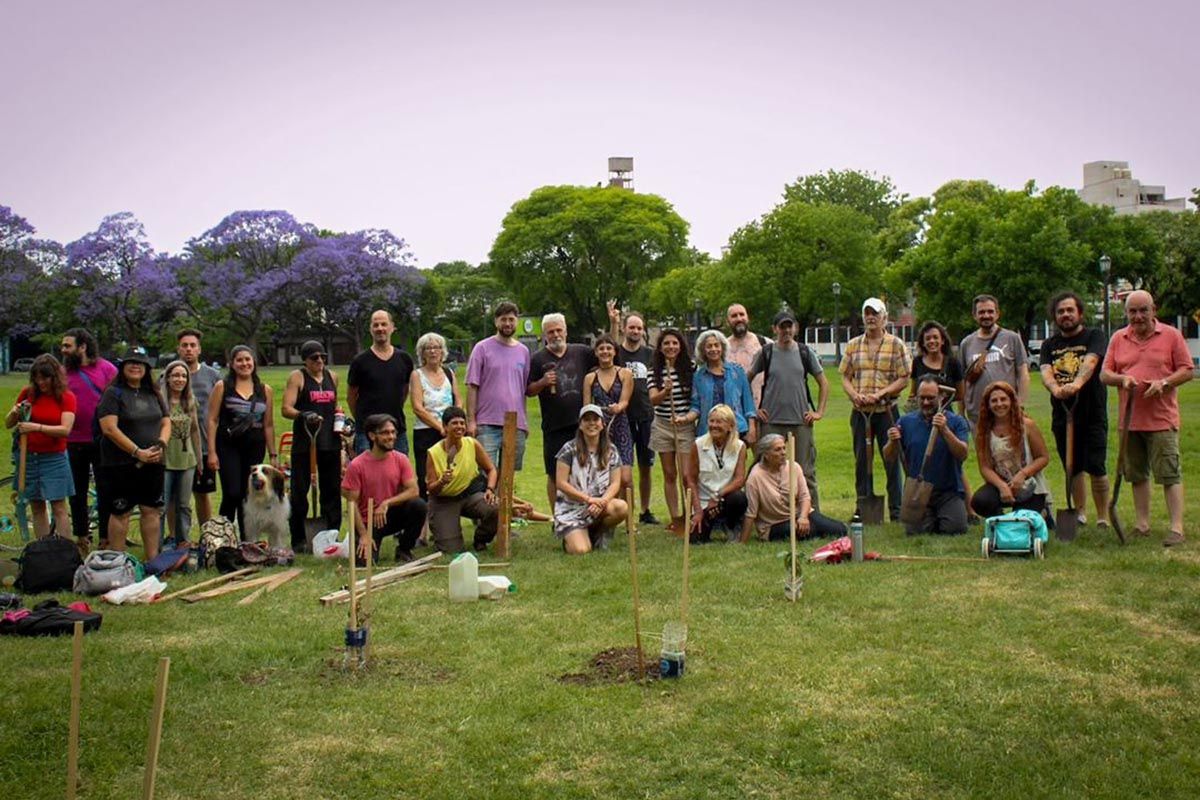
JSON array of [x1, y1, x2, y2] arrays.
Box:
[[448, 552, 479, 602]]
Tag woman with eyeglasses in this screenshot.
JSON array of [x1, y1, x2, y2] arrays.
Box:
[[410, 332, 461, 500], [281, 340, 341, 550]]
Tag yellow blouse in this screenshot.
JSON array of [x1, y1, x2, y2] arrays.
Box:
[[428, 437, 482, 496]]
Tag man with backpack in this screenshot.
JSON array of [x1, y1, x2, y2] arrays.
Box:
[[60, 328, 117, 552], [747, 310, 829, 509]]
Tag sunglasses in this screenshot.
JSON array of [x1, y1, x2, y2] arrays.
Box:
[[306, 354, 326, 362]]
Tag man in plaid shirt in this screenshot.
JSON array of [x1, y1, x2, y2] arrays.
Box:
[[840, 297, 910, 521]]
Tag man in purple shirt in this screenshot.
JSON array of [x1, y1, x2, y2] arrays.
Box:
[[60, 327, 118, 550], [467, 302, 531, 471]]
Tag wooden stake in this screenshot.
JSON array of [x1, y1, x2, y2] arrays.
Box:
[[429, 561, 509, 570], [495, 411, 518, 559], [66, 621, 83, 800], [181, 572, 282, 603], [626, 488, 645, 680], [681, 488, 691, 627], [157, 567, 260, 602], [348, 494, 358, 631], [141, 657, 170, 800], [319, 552, 443, 605], [787, 433, 797, 602], [235, 569, 302, 606]]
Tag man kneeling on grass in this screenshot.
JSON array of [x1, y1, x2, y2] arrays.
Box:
[[341, 414, 427, 565], [554, 405, 628, 554], [740, 434, 846, 543], [883, 376, 971, 535]]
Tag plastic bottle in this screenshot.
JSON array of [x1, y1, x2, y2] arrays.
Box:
[[850, 512, 864, 562], [333, 407, 346, 434], [448, 552, 479, 602]]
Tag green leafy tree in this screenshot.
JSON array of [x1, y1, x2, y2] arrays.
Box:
[[714, 202, 881, 330], [1135, 211, 1200, 318], [422, 260, 508, 342], [489, 186, 689, 334], [782, 169, 905, 230]]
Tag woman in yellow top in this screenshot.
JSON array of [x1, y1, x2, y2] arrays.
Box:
[[425, 406, 499, 553]]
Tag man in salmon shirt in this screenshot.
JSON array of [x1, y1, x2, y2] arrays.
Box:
[[1100, 290, 1195, 546]]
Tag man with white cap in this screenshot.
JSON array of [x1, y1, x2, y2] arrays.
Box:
[[959, 294, 1029, 428], [840, 297, 910, 521]]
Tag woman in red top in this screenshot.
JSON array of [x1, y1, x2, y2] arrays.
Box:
[[5, 354, 77, 538]]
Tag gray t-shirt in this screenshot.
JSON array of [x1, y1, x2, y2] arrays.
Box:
[[183, 364, 221, 455], [959, 328, 1027, 423], [747, 341, 823, 425]]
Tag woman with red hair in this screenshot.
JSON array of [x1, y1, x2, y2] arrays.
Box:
[[971, 381, 1051, 519]]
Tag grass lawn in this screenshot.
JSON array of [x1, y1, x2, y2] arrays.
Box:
[[2, 366, 1198, 799]]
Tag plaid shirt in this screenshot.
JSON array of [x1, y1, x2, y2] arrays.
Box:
[[839, 332, 910, 412]]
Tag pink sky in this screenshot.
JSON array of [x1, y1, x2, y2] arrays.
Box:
[[3, 1, 1196, 266]]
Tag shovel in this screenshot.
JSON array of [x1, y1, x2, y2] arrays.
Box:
[[899, 387, 954, 528], [303, 414, 324, 550], [1055, 400, 1079, 542], [858, 409, 885, 525], [1107, 390, 1135, 545]]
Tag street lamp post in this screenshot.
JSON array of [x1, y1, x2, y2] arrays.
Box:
[[1099, 254, 1112, 339], [693, 298, 703, 339], [832, 282, 842, 363]]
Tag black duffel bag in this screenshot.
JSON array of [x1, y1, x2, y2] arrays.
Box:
[[16, 534, 82, 594], [0, 599, 103, 637]]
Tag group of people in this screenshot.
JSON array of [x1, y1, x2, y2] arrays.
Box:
[[6, 286, 1192, 565]]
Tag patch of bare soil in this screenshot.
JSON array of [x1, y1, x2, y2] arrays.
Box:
[[559, 646, 661, 685], [318, 649, 455, 683]]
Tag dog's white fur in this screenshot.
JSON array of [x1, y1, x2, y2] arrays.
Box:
[[243, 464, 291, 549]]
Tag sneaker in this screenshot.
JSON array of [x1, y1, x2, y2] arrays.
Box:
[[1096, 519, 1109, 529], [639, 510, 661, 525], [1163, 531, 1185, 547], [1076, 513, 1087, 526]]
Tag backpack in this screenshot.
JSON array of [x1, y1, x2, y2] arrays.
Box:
[[16, 534, 83, 593], [0, 599, 103, 637], [73, 550, 142, 595], [214, 542, 274, 574], [757, 337, 819, 411], [199, 516, 240, 568]]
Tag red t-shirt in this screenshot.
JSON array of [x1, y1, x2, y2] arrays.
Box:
[[17, 388, 78, 453], [1103, 321, 1193, 431], [340, 450, 416, 522]]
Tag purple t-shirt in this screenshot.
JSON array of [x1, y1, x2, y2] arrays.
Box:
[[66, 358, 118, 444], [466, 337, 531, 432]]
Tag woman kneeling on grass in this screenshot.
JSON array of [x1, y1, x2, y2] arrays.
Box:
[[554, 404, 628, 554], [425, 406, 499, 553], [971, 381, 1051, 520], [684, 404, 748, 543], [5, 355, 77, 540], [740, 433, 846, 542]]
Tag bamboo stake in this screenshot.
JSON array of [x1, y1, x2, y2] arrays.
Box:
[[681, 488, 691, 627], [141, 657, 170, 800], [180, 572, 281, 603], [626, 488, 645, 680], [495, 411, 517, 558], [319, 552, 443, 605], [429, 561, 509, 570], [157, 567, 260, 602], [878, 554, 989, 563], [66, 621, 83, 800], [363, 498, 374, 664], [348, 494, 358, 632], [235, 569, 302, 606], [787, 433, 797, 602]]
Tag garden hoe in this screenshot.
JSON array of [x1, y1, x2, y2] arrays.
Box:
[[1107, 390, 1135, 545], [858, 409, 884, 524], [1055, 399, 1079, 542]]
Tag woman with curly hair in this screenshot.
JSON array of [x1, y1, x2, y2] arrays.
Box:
[[971, 381, 1051, 519], [648, 328, 697, 533], [5, 354, 77, 539]]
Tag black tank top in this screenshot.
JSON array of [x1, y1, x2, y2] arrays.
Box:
[[292, 370, 336, 452]]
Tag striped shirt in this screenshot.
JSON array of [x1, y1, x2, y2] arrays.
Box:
[[839, 333, 910, 412], [648, 366, 692, 420]]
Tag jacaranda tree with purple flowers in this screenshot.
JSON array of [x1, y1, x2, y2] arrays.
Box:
[[0, 204, 61, 339], [58, 212, 181, 348], [287, 228, 425, 345], [180, 210, 318, 357]]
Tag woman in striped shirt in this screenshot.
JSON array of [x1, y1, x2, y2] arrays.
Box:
[[648, 328, 698, 534]]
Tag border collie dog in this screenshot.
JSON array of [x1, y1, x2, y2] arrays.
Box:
[[244, 464, 291, 549]]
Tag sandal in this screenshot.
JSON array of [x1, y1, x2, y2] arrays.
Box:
[[1162, 531, 1186, 547], [1132, 526, 1151, 538]]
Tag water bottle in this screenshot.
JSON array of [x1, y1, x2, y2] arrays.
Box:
[[333, 407, 346, 434], [850, 512, 864, 563]]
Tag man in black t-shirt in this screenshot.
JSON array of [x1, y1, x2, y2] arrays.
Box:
[[608, 301, 657, 523], [1039, 291, 1109, 526], [527, 313, 598, 509], [348, 310, 415, 455]]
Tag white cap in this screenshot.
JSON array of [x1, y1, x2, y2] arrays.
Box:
[[579, 404, 605, 420], [862, 297, 887, 315]]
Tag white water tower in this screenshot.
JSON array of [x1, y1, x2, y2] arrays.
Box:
[[608, 157, 634, 190]]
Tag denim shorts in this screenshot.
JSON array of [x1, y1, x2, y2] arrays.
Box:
[[476, 424, 527, 471], [23, 451, 76, 502]]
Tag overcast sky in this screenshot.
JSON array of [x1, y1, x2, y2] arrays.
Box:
[[3, 0, 1195, 267]]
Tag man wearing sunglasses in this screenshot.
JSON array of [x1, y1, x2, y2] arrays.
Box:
[[282, 340, 342, 550]]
